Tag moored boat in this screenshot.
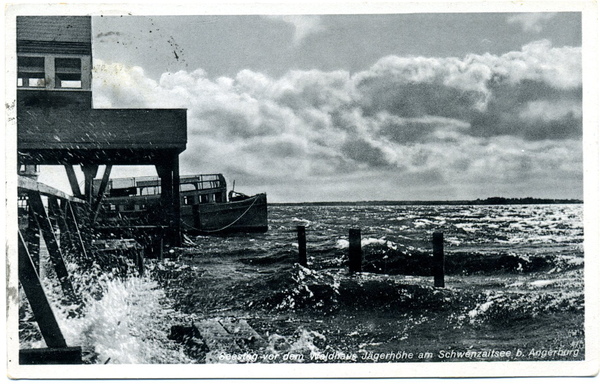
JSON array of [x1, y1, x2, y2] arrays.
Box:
[[93, 174, 267, 234]]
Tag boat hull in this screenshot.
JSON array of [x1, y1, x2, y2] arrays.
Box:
[[180, 193, 268, 234]]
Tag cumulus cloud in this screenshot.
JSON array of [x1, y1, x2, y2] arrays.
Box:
[[507, 13, 558, 33], [263, 15, 325, 45], [93, 39, 582, 201]]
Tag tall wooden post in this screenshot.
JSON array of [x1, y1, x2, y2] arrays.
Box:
[[297, 226, 307, 267], [172, 155, 181, 247], [349, 228, 362, 273], [433, 232, 445, 288], [156, 153, 181, 247], [80, 163, 99, 207]]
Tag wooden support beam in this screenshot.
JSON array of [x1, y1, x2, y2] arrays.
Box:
[[64, 164, 82, 198], [91, 164, 112, 223], [81, 163, 99, 206], [172, 156, 181, 247], [18, 231, 68, 349], [28, 191, 79, 304], [156, 155, 181, 247], [18, 176, 85, 203], [20, 347, 82, 365]]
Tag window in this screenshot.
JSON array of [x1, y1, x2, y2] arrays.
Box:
[[55, 58, 82, 89], [18, 196, 29, 210], [18, 56, 45, 88]]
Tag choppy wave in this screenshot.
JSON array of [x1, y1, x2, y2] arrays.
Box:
[[19, 204, 584, 364]]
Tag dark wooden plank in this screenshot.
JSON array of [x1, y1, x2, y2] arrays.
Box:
[[18, 231, 67, 348], [20, 347, 82, 365], [18, 175, 84, 203], [195, 319, 241, 353]]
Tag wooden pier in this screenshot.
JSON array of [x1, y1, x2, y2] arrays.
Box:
[[18, 176, 85, 364], [15, 16, 189, 364]]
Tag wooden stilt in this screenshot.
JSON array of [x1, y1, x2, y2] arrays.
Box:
[[81, 163, 99, 206], [156, 156, 181, 247], [172, 155, 181, 247]]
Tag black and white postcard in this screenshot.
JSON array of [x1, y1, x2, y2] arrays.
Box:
[[4, 0, 599, 380]]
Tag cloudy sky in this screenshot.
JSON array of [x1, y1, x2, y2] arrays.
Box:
[[81, 12, 582, 202]]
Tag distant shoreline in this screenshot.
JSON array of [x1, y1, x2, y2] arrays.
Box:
[[271, 198, 583, 206]]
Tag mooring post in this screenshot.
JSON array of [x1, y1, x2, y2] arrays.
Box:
[[433, 232, 445, 288], [349, 228, 362, 273], [297, 225, 307, 267], [136, 249, 145, 276]]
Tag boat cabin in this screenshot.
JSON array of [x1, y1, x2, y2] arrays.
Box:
[[94, 174, 228, 215]]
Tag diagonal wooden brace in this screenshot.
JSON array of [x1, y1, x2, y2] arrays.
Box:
[[27, 191, 80, 305], [18, 230, 68, 348], [65, 201, 90, 262]]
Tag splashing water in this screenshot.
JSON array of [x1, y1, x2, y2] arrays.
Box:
[[19, 260, 193, 364]]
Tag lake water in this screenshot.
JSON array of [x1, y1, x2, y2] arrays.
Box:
[[19, 204, 585, 364]]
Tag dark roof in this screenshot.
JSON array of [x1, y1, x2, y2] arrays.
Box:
[[17, 16, 92, 54], [18, 108, 188, 165]]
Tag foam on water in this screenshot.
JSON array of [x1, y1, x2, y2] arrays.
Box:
[[20, 262, 193, 364]]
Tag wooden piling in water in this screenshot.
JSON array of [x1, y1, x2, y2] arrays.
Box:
[[433, 232, 445, 288], [349, 228, 362, 273], [297, 225, 307, 267], [136, 249, 145, 276]]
